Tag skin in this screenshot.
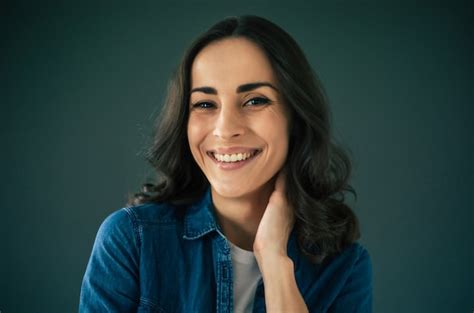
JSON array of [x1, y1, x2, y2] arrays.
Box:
[[187, 37, 308, 312]]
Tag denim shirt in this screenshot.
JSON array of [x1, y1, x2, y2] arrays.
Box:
[[79, 187, 372, 312]]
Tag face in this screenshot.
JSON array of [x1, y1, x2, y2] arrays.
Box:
[[187, 37, 289, 199]]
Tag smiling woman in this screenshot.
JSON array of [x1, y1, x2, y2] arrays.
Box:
[[79, 15, 372, 313], [188, 38, 289, 205]]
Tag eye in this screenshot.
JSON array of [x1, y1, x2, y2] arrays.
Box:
[[191, 102, 215, 109], [245, 97, 271, 106]]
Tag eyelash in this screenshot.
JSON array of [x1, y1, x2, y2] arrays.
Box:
[[191, 97, 271, 109]]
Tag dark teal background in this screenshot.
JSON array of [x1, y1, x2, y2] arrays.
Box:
[[2, 1, 472, 312]]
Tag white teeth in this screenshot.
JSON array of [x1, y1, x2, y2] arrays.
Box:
[[212, 151, 257, 163]]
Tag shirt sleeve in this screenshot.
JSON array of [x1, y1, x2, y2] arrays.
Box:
[[79, 208, 140, 312], [328, 245, 373, 313]]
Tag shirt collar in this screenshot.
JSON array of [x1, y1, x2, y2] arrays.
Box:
[[183, 186, 221, 240], [182, 186, 304, 265]]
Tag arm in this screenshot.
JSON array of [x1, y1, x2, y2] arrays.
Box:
[[253, 171, 309, 312], [255, 252, 308, 313], [79, 209, 140, 312]]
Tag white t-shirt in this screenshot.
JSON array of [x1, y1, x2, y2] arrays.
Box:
[[228, 241, 262, 313]]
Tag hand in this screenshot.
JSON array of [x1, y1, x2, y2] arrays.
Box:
[[253, 170, 295, 259]]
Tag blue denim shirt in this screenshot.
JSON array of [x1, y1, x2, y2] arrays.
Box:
[[79, 187, 372, 312]]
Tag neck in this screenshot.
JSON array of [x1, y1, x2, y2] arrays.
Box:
[[211, 180, 275, 251]]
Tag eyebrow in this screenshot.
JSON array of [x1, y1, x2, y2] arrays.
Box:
[[190, 82, 279, 95]]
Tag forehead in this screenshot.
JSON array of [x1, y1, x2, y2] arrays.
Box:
[[191, 37, 277, 89]]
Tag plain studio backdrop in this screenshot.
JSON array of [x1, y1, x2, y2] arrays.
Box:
[[1, 1, 472, 312]]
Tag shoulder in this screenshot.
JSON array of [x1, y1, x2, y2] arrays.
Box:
[[310, 242, 372, 295], [327, 242, 373, 310], [327, 242, 372, 278], [109, 201, 185, 226], [339, 242, 371, 265], [345, 242, 372, 283], [347, 242, 371, 272], [309, 242, 373, 311], [95, 201, 185, 243]]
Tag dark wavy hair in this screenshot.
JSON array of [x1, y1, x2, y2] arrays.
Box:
[[128, 15, 360, 264]]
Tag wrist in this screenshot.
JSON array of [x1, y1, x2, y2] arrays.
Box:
[[253, 240, 288, 261], [255, 253, 294, 279], [255, 254, 308, 312]]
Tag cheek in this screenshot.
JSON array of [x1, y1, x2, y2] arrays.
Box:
[[258, 115, 289, 149], [255, 123, 289, 164], [187, 118, 201, 151], [268, 130, 289, 157], [187, 116, 210, 162]]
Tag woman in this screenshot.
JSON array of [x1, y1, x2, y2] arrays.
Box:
[[80, 15, 372, 312]]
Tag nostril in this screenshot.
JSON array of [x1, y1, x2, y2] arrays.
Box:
[[212, 120, 246, 139], [213, 132, 242, 139]]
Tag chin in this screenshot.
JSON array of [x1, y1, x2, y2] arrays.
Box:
[[212, 185, 243, 198], [210, 177, 273, 199], [211, 182, 256, 199]]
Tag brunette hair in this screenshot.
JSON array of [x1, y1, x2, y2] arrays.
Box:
[[128, 15, 360, 264]]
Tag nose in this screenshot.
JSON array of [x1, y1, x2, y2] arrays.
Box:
[[213, 105, 245, 140]]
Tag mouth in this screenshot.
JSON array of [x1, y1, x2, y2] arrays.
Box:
[[206, 149, 262, 170], [207, 149, 261, 162]]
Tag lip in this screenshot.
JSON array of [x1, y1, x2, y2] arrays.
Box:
[[206, 149, 262, 171]]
